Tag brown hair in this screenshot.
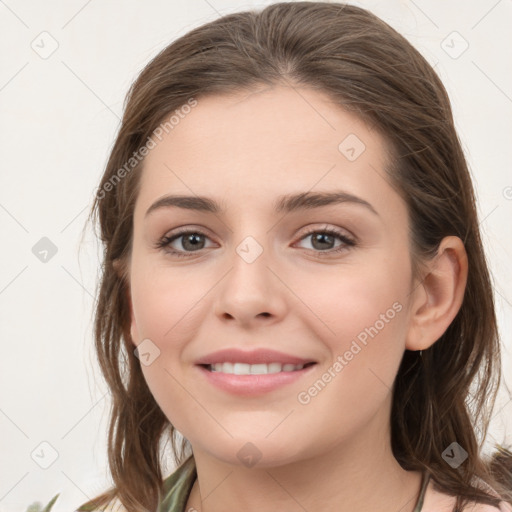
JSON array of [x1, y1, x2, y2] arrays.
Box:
[[79, 2, 512, 511]]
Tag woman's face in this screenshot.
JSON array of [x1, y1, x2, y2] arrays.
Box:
[[127, 84, 420, 467]]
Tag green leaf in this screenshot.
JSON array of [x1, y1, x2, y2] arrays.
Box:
[[25, 503, 43, 512], [41, 494, 60, 512]]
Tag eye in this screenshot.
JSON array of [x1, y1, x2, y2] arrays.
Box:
[[154, 229, 215, 258], [295, 226, 356, 257]]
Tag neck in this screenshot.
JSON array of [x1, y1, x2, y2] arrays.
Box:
[[185, 405, 423, 512]]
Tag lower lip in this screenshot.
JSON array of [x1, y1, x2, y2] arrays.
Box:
[[195, 364, 317, 396]]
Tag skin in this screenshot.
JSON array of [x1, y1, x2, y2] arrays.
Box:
[[123, 84, 468, 511]]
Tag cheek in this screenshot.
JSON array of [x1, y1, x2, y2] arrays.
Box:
[[293, 258, 408, 406], [129, 264, 214, 430], [130, 263, 205, 346], [298, 257, 408, 351]]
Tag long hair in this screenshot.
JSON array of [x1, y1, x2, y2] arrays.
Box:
[[79, 3, 512, 511]]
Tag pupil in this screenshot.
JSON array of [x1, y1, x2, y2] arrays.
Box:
[[313, 233, 333, 250], [184, 233, 203, 251]]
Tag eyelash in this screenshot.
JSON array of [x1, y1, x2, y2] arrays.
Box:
[[154, 226, 356, 259]]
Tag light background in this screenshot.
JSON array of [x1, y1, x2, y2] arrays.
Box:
[[0, 0, 511, 510]]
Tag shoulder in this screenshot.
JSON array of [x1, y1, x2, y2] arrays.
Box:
[[461, 502, 512, 512], [72, 457, 196, 512], [421, 477, 512, 512], [40, 493, 129, 512], [74, 496, 128, 512]]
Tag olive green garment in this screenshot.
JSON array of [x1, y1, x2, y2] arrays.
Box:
[[158, 455, 197, 512]]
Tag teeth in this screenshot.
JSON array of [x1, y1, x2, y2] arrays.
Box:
[[210, 362, 306, 375]]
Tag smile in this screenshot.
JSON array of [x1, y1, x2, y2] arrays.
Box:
[[204, 362, 316, 374], [196, 362, 318, 396]]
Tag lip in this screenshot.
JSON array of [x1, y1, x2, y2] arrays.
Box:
[[195, 348, 316, 366], [195, 362, 317, 396]]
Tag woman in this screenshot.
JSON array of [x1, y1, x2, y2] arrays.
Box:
[[46, 2, 512, 511]]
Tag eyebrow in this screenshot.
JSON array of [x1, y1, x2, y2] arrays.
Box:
[[144, 190, 379, 218]]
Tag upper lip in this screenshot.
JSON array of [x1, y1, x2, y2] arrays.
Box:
[[195, 348, 317, 366]]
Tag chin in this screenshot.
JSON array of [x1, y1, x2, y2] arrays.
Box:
[[193, 435, 307, 469]]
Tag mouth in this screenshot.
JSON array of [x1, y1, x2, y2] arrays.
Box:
[[199, 361, 317, 375], [196, 360, 318, 395], [194, 348, 318, 394]]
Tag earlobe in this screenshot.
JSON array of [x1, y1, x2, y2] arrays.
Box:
[[405, 236, 468, 351]]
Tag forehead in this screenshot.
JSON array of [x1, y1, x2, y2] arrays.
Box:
[[134, 84, 400, 219]]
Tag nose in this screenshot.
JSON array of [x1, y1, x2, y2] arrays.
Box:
[[213, 236, 288, 328]]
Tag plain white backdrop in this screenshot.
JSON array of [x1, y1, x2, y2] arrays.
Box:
[[0, 0, 511, 510]]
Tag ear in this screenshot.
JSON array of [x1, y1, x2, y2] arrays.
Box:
[[405, 236, 468, 351]]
